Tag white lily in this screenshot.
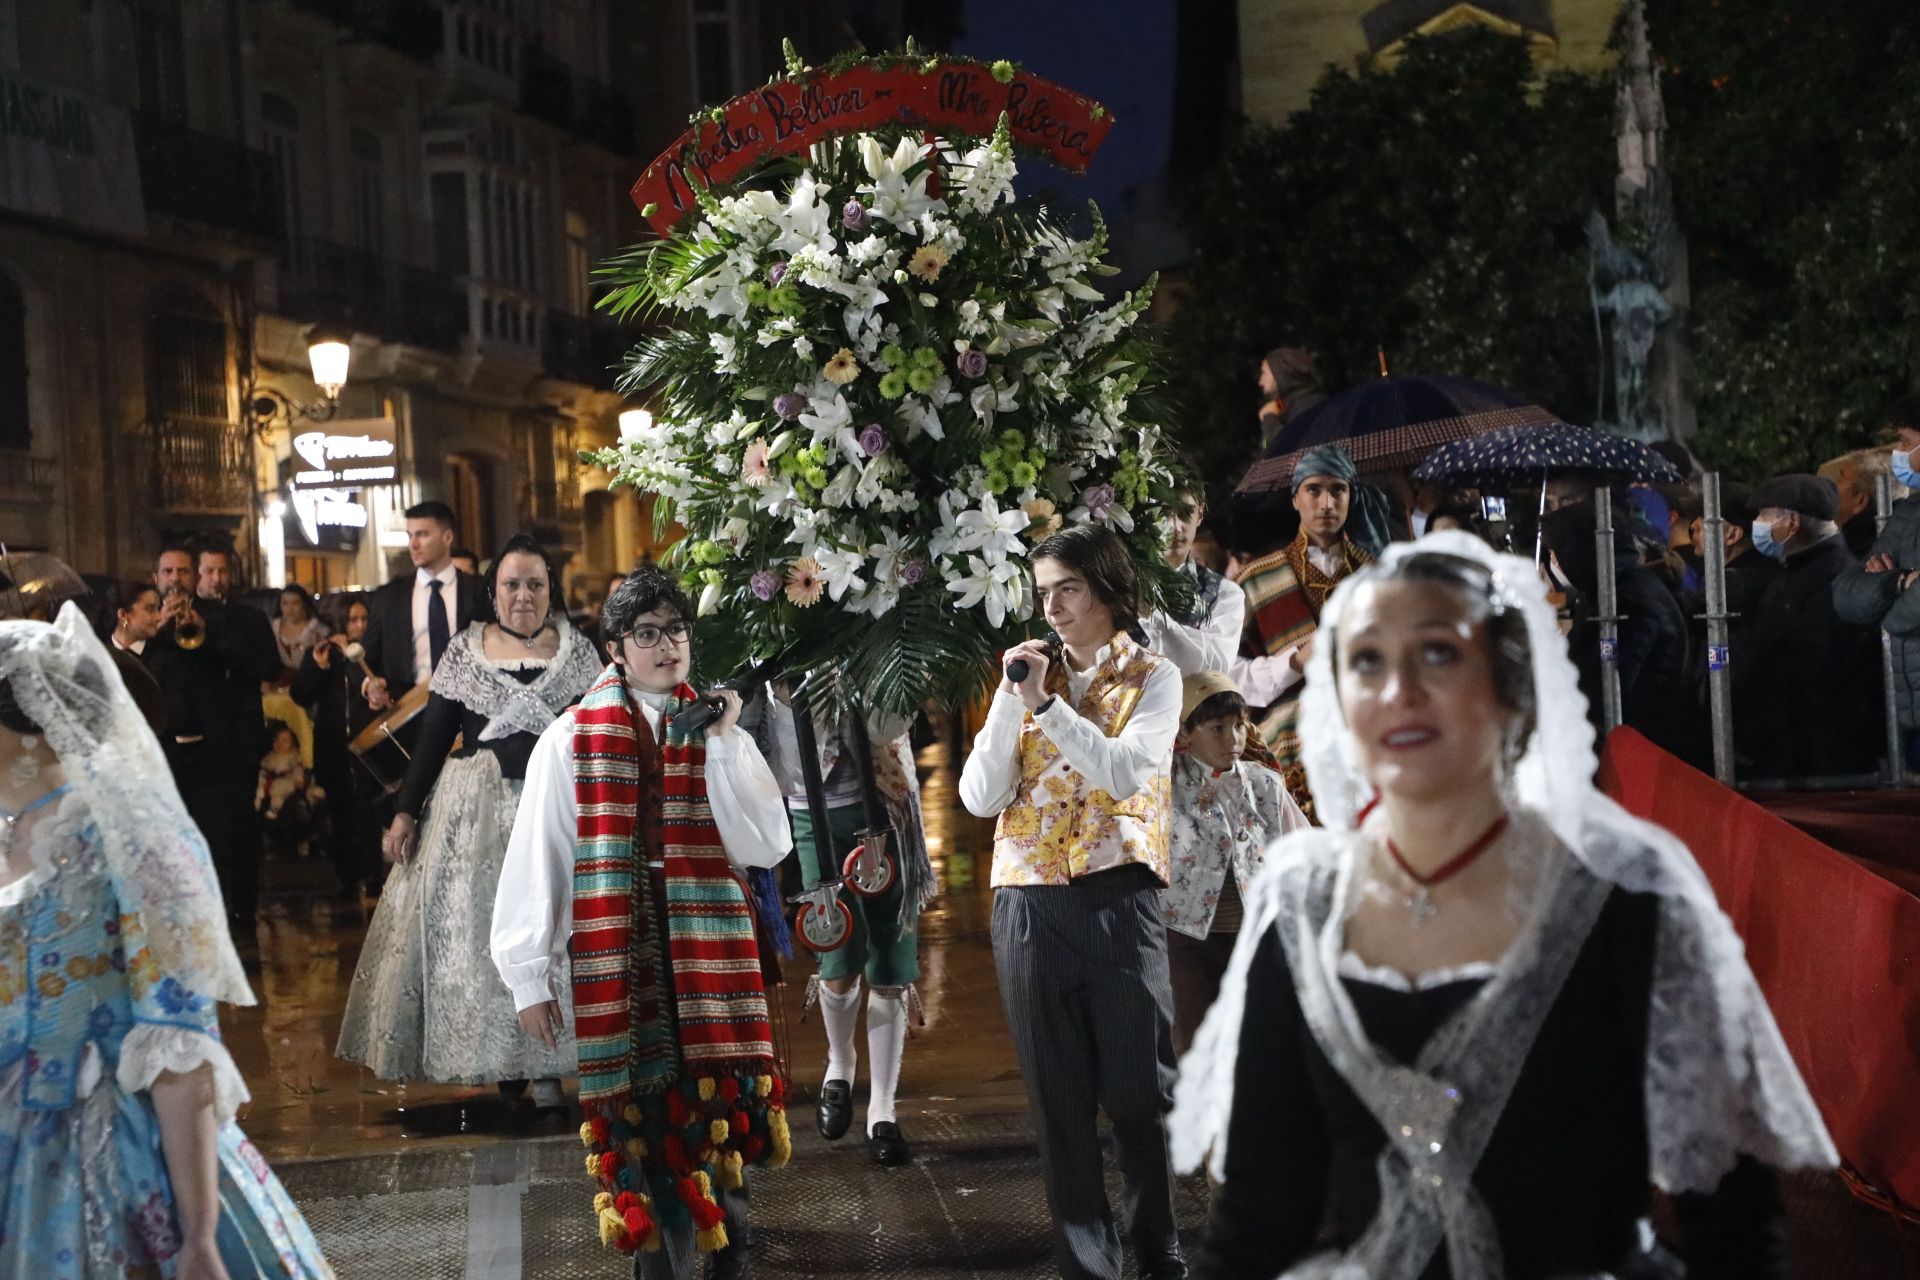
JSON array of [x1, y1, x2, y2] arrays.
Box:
[[814, 544, 867, 602], [945, 554, 1028, 628], [858, 135, 939, 232], [953, 493, 1029, 565]]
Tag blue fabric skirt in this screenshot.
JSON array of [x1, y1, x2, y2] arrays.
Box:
[[0, 1061, 332, 1279]]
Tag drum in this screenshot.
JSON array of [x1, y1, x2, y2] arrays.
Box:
[[348, 683, 433, 795]]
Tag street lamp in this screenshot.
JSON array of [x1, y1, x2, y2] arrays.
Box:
[[618, 407, 652, 440], [252, 325, 354, 426], [308, 331, 351, 401]]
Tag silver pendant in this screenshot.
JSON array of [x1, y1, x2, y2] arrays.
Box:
[[1406, 887, 1438, 925], [8, 750, 38, 789]]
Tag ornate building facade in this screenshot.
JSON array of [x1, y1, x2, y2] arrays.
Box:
[[0, 0, 891, 602]]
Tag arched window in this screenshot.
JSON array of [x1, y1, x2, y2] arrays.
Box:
[[0, 274, 28, 450]]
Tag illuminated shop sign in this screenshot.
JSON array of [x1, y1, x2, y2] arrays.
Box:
[[289, 418, 400, 490]]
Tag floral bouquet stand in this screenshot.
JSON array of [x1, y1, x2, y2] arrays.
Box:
[[587, 44, 1190, 722]]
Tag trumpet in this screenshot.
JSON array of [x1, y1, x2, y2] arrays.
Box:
[[165, 586, 205, 650]]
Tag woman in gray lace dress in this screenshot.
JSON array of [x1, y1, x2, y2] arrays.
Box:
[[336, 534, 601, 1090]]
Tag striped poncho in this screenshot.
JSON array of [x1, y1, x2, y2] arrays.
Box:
[[569, 665, 790, 1256]]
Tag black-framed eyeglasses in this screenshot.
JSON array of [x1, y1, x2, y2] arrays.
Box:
[[625, 620, 693, 649]]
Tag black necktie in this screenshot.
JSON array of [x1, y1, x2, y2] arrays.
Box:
[[428, 577, 451, 671]]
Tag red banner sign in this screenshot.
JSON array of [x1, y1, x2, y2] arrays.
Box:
[[630, 60, 1114, 237]]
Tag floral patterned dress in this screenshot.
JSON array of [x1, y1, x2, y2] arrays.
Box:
[[0, 789, 332, 1279]]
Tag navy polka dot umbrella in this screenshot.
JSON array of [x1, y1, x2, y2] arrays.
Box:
[[1410, 422, 1682, 490], [1239, 375, 1568, 496]]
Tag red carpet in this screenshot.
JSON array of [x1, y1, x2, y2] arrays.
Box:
[[1598, 728, 1920, 1210]]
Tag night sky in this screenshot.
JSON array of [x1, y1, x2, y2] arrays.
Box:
[[951, 0, 1177, 234]]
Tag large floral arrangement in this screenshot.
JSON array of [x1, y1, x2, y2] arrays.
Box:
[[589, 96, 1186, 715]]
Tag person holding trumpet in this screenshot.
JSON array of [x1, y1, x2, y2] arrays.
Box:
[[145, 542, 281, 936]]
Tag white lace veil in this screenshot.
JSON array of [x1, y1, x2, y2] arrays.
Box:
[[1173, 531, 1833, 1205], [0, 603, 252, 1007]]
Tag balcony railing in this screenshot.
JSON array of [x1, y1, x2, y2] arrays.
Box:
[[542, 309, 630, 390], [278, 238, 467, 352], [0, 452, 57, 494], [154, 416, 252, 516], [135, 114, 281, 241]]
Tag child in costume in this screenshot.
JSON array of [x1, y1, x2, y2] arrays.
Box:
[[493, 567, 794, 1280], [257, 719, 325, 857], [1162, 672, 1306, 1055]]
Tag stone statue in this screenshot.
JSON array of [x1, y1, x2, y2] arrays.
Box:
[[1587, 191, 1679, 443]]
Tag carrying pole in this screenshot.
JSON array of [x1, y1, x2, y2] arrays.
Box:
[[1874, 473, 1910, 786], [1700, 473, 1736, 784], [1594, 488, 1623, 733]]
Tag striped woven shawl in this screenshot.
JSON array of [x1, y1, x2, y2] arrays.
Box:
[[570, 666, 774, 1101]]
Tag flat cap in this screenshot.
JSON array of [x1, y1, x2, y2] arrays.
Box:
[[1751, 473, 1838, 521]]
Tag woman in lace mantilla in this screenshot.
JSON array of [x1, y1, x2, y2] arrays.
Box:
[[0, 602, 332, 1279], [337, 534, 600, 1087], [1172, 533, 1835, 1280]]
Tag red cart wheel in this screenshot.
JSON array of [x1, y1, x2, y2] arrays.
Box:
[[795, 897, 853, 953], [842, 844, 898, 898]]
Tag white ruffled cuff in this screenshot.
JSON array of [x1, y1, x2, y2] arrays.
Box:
[[115, 1025, 252, 1124]]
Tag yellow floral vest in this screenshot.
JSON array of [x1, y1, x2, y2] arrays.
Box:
[[990, 634, 1173, 888]]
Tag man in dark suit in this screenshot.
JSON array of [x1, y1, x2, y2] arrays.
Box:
[[361, 500, 489, 710], [146, 541, 281, 933]]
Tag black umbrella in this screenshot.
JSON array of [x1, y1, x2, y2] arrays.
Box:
[[1411, 423, 1682, 490], [1240, 374, 1569, 496]]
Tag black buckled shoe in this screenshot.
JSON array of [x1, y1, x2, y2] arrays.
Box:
[[706, 1244, 750, 1280], [867, 1120, 911, 1166], [815, 1077, 852, 1141], [1137, 1244, 1188, 1280]]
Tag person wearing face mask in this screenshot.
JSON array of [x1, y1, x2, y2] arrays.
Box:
[[1834, 411, 1920, 772], [1141, 480, 1247, 677], [492, 566, 793, 1279], [336, 533, 602, 1098], [1735, 475, 1883, 779], [961, 523, 1187, 1280], [1171, 536, 1833, 1279]]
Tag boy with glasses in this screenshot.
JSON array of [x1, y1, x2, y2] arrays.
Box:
[[494, 567, 793, 1279]]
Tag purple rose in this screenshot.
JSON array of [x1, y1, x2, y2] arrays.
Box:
[[749, 569, 781, 602], [773, 392, 807, 421], [956, 347, 989, 380], [1081, 483, 1116, 513], [857, 423, 891, 457], [766, 260, 787, 286], [842, 199, 871, 231], [900, 559, 927, 587]]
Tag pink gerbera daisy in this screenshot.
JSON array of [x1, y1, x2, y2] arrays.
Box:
[[742, 438, 772, 486], [785, 557, 824, 607]]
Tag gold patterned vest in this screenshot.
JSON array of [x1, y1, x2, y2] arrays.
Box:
[[990, 633, 1173, 888]]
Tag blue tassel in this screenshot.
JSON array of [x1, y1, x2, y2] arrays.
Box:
[[745, 864, 794, 959]]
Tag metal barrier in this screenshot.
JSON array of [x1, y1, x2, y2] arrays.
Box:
[[1615, 472, 1915, 791]]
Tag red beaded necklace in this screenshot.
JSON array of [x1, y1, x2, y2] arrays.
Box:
[[1384, 812, 1511, 924]]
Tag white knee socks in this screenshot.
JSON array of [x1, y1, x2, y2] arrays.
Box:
[[865, 986, 907, 1132], [819, 980, 862, 1083]]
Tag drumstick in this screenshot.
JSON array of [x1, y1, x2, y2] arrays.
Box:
[[343, 641, 379, 684]]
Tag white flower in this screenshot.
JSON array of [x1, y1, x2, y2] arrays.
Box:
[[771, 172, 836, 257], [793, 336, 815, 360], [814, 545, 867, 602], [709, 332, 741, 374], [944, 554, 1028, 628], [952, 493, 1030, 565], [798, 390, 861, 462], [820, 464, 858, 509], [698, 580, 724, 617], [858, 135, 939, 231]]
